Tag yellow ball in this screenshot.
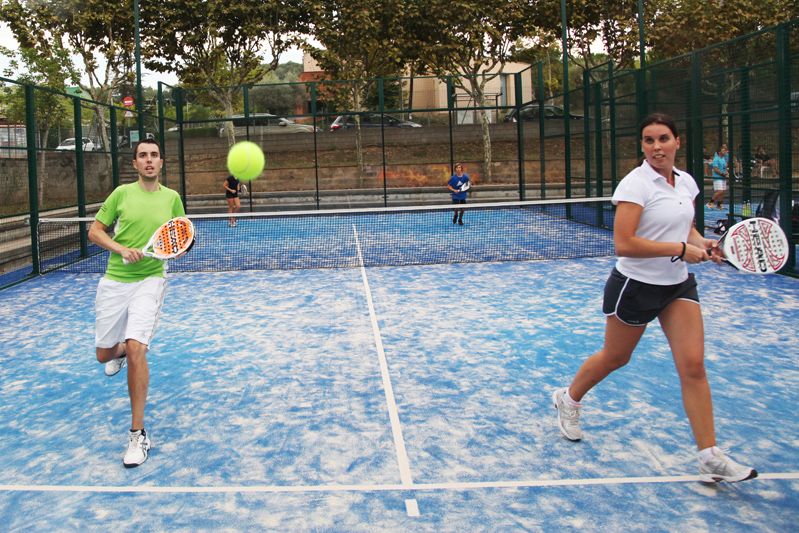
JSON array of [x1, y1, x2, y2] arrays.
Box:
[[227, 141, 265, 181]]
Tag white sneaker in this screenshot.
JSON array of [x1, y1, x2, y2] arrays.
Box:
[[553, 387, 582, 441], [699, 447, 757, 483], [123, 429, 151, 468], [104, 354, 126, 376]]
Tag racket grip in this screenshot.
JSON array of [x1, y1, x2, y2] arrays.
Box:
[[122, 250, 148, 264]]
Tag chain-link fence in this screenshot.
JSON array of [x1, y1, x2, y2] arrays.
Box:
[[1, 20, 796, 285]]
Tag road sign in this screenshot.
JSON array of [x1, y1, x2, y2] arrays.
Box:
[[123, 96, 134, 107]]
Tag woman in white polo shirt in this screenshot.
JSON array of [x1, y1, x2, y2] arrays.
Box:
[[552, 112, 757, 483]]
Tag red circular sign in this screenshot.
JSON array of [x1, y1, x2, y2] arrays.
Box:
[[123, 96, 134, 107]]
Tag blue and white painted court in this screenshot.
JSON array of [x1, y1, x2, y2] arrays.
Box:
[[1, 256, 798, 531]]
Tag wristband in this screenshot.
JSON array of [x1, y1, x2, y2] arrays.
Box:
[[670, 242, 686, 263]]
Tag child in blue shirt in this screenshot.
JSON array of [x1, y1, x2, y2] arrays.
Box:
[[446, 163, 470, 225]]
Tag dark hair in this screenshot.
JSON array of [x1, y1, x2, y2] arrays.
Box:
[[639, 112, 679, 139], [132, 138, 161, 159]]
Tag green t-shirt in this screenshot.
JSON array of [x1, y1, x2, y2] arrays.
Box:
[[95, 182, 186, 282]]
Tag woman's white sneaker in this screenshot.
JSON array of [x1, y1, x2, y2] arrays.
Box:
[[552, 387, 582, 441], [699, 448, 757, 483]]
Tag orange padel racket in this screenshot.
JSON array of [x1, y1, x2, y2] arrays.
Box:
[[122, 216, 195, 264]]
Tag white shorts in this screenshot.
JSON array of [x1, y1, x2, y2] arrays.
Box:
[[713, 179, 727, 191], [95, 276, 167, 348]]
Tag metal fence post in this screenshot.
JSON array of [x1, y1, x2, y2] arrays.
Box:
[[583, 70, 592, 198], [514, 72, 525, 200], [537, 62, 546, 199], [593, 82, 603, 199], [378, 77, 387, 207], [689, 51, 706, 232], [25, 84, 40, 275], [775, 22, 794, 271], [608, 62, 618, 193], [157, 82, 166, 185], [311, 83, 320, 209], [447, 76, 455, 172], [110, 105, 120, 188], [73, 97, 89, 258], [174, 87, 188, 209], [738, 68, 751, 204]]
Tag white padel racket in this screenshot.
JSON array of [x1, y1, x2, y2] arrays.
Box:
[[122, 216, 196, 264], [714, 217, 789, 274], [460, 182, 471, 192]]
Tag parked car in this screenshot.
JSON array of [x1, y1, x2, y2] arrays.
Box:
[[329, 113, 422, 131], [503, 104, 583, 123], [55, 137, 95, 151], [219, 113, 316, 137]]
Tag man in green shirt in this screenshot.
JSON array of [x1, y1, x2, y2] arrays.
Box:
[[88, 139, 185, 467]]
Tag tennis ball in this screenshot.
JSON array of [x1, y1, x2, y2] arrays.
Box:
[[227, 141, 265, 181]]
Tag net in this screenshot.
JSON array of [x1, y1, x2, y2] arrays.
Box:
[[37, 198, 615, 273]]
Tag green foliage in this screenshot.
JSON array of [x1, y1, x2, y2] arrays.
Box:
[[646, 0, 798, 63], [307, 0, 409, 111], [0, 43, 74, 141], [415, 0, 537, 79], [266, 62, 304, 83], [249, 83, 306, 117], [364, 78, 404, 110], [141, 1, 310, 89], [141, 0, 311, 143], [0, 0, 135, 103]]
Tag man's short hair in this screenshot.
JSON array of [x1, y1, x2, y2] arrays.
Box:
[[132, 138, 161, 159]]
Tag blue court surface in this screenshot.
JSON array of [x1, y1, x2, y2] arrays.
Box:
[[1, 256, 798, 531]]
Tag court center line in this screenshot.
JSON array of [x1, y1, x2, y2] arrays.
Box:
[[2, 472, 797, 494], [352, 224, 414, 487]]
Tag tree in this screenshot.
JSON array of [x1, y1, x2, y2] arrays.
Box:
[[0, 0, 136, 155], [645, 0, 796, 62], [142, 0, 310, 146], [307, 0, 409, 185], [0, 45, 76, 144], [511, 42, 573, 98], [644, 0, 798, 147], [415, 0, 538, 182], [0, 42, 76, 205], [249, 82, 306, 118]]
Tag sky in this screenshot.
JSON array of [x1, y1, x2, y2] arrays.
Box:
[[0, 21, 303, 88]]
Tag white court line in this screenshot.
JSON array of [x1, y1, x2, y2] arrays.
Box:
[[2, 472, 797, 494], [352, 224, 414, 487]]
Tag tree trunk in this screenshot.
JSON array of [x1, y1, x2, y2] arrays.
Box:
[[480, 106, 492, 182], [353, 90, 365, 187], [469, 79, 492, 183], [212, 90, 237, 147]]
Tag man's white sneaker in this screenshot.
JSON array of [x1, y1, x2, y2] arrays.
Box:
[[104, 354, 126, 376], [699, 448, 757, 483], [552, 387, 582, 441], [123, 429, 151, 468]]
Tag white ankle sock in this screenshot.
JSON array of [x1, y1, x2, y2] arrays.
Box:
[[698, 446, 719, 463], [564, 388, 581, 406]]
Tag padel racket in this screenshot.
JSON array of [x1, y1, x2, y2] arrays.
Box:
[[122, 216, 195, 264], [714, 217, 788, 274], [460, 182, 471, 192]]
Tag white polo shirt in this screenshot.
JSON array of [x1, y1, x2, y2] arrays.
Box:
[[612, 160, 699, 285]]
